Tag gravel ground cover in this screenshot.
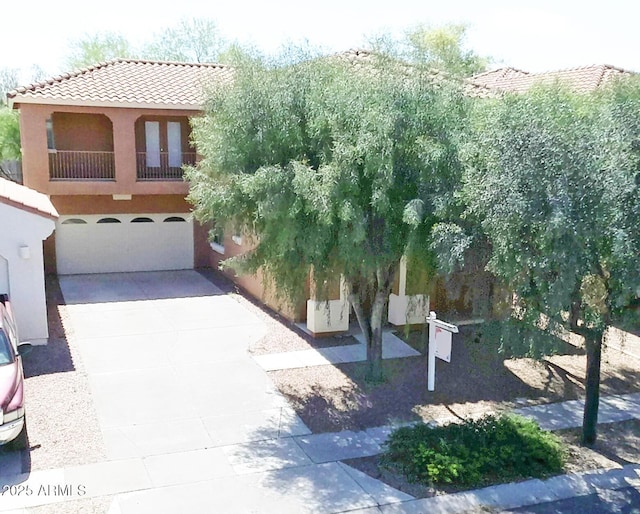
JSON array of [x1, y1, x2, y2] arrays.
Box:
[[268, 329, 640, 433], [28, 495, 114, 514], [199, 270, 640, 433], [9, 275, 105, 472]]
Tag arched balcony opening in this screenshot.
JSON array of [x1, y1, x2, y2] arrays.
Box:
[[134, 116, 196, 181], [48, 113, 115, 180]]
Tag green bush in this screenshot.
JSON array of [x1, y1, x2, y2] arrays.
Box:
[[380, 414, 564, 487]]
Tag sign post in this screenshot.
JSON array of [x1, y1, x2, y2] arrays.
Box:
[[427, 311, 459, 391]]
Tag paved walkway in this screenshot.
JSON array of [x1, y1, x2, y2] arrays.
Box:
[[1, 271, 639, 513], [253, 330, 420, 371], [2, 391, 640, 512]]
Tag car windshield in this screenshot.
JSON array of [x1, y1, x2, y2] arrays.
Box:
[[0, 329, 14, 365]]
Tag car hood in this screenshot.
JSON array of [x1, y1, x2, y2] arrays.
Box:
[[0, 361, 20, 408]]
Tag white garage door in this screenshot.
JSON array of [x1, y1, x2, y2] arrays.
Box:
[[56, 213, 194, 274]]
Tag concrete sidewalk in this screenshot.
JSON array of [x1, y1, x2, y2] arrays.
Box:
[[2, 391, 640, 513], [1, 456, 638, 513]]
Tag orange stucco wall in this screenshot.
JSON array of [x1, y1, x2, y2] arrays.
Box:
[[206, 231, 307, 321], [17, 103, 197, 197], [52, 112, 114, 151], [50, 194, 190, 215]]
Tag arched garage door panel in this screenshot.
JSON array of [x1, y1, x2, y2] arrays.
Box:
[[56, 214, 194, 274]]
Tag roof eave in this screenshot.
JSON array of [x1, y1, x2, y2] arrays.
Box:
[[10, 96, 205, 111], [0, 197, 59, 221]]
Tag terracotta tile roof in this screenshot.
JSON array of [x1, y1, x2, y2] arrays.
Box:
[[470, 64, 632, 93], [335, 49, 497, 98], [0, 177, 59, 220], [8, 59, 233, 110]]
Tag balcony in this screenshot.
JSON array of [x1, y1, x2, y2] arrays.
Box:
[[49, 150, 115, 181], [136, 152, 196, 181]]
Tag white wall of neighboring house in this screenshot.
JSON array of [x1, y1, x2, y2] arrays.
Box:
[[0, 203, 55, 345]]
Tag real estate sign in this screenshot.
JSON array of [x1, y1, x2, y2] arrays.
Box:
[[427, 312, 458, 391]]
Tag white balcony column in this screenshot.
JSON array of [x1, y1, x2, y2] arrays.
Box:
[[388, 256, 430, 326], [306, 275, 350, 335]]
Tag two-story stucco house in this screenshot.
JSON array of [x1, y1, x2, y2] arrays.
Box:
[[8, 59, 233, 276]]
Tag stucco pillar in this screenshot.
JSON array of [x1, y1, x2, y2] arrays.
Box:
[[306, 275, 350, 335], [18, 105, 53, 191], [388, 256, 430, 326], [108, 111, 138, 193]]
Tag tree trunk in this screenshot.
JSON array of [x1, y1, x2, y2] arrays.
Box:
[[582, 330, 603, 446], [348, 291, 385, 383], [367, 290, 387, 382], [346, 266, 394, 383]]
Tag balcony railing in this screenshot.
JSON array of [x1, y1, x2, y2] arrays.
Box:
[[49, 150, 115, 180], [136, 152, 196, 181]]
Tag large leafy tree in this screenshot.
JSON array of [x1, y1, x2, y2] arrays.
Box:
[[65, 18, 226, 69], [1, 67, 43, 179], [461, 81, 640, 445], [0, 68, 19, 103], [372, 24, 489, 77], [406, 24, 489, 77], [0, 68, 21, 165], [187, 52, 467, 381], [143, 18, 226, 63], [66, 31, 136, 69], [0, 108, 20, 161]]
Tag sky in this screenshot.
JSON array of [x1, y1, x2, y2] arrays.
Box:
[[1, 0, 639, 83]]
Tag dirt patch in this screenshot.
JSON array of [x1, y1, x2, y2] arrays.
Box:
[[344, 418, 640, 499]]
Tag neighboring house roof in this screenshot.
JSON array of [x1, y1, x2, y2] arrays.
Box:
[[470, 64, 632, 93], [7, 55, 631, 113], [336, 49, 497, 98], [7, 59, 233, 110], [0, 177, 59, 220]]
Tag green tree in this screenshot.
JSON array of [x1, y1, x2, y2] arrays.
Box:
[[461, 81, 640, 445], [187, 51, 467, 381], [0, 108, 20, 160], [216, 42, 263, 67], [1, 66, 45, 177], [0, 68, 19, 103], [143, 18, 226, 63], [66, 31, 136, 69], [374, 24, 489, 77]]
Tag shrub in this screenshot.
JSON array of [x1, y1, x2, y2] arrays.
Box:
[[380, 413, 564, 487]]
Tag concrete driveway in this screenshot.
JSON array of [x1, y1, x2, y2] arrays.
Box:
[[0, 271, 409, 513], [59, 271, 309, 460]]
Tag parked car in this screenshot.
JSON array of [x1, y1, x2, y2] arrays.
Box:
[[0, 294, 30, 451]]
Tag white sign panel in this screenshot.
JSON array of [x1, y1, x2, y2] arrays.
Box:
[[434, 327, 452, 363], [427, 311, 458, 391]]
